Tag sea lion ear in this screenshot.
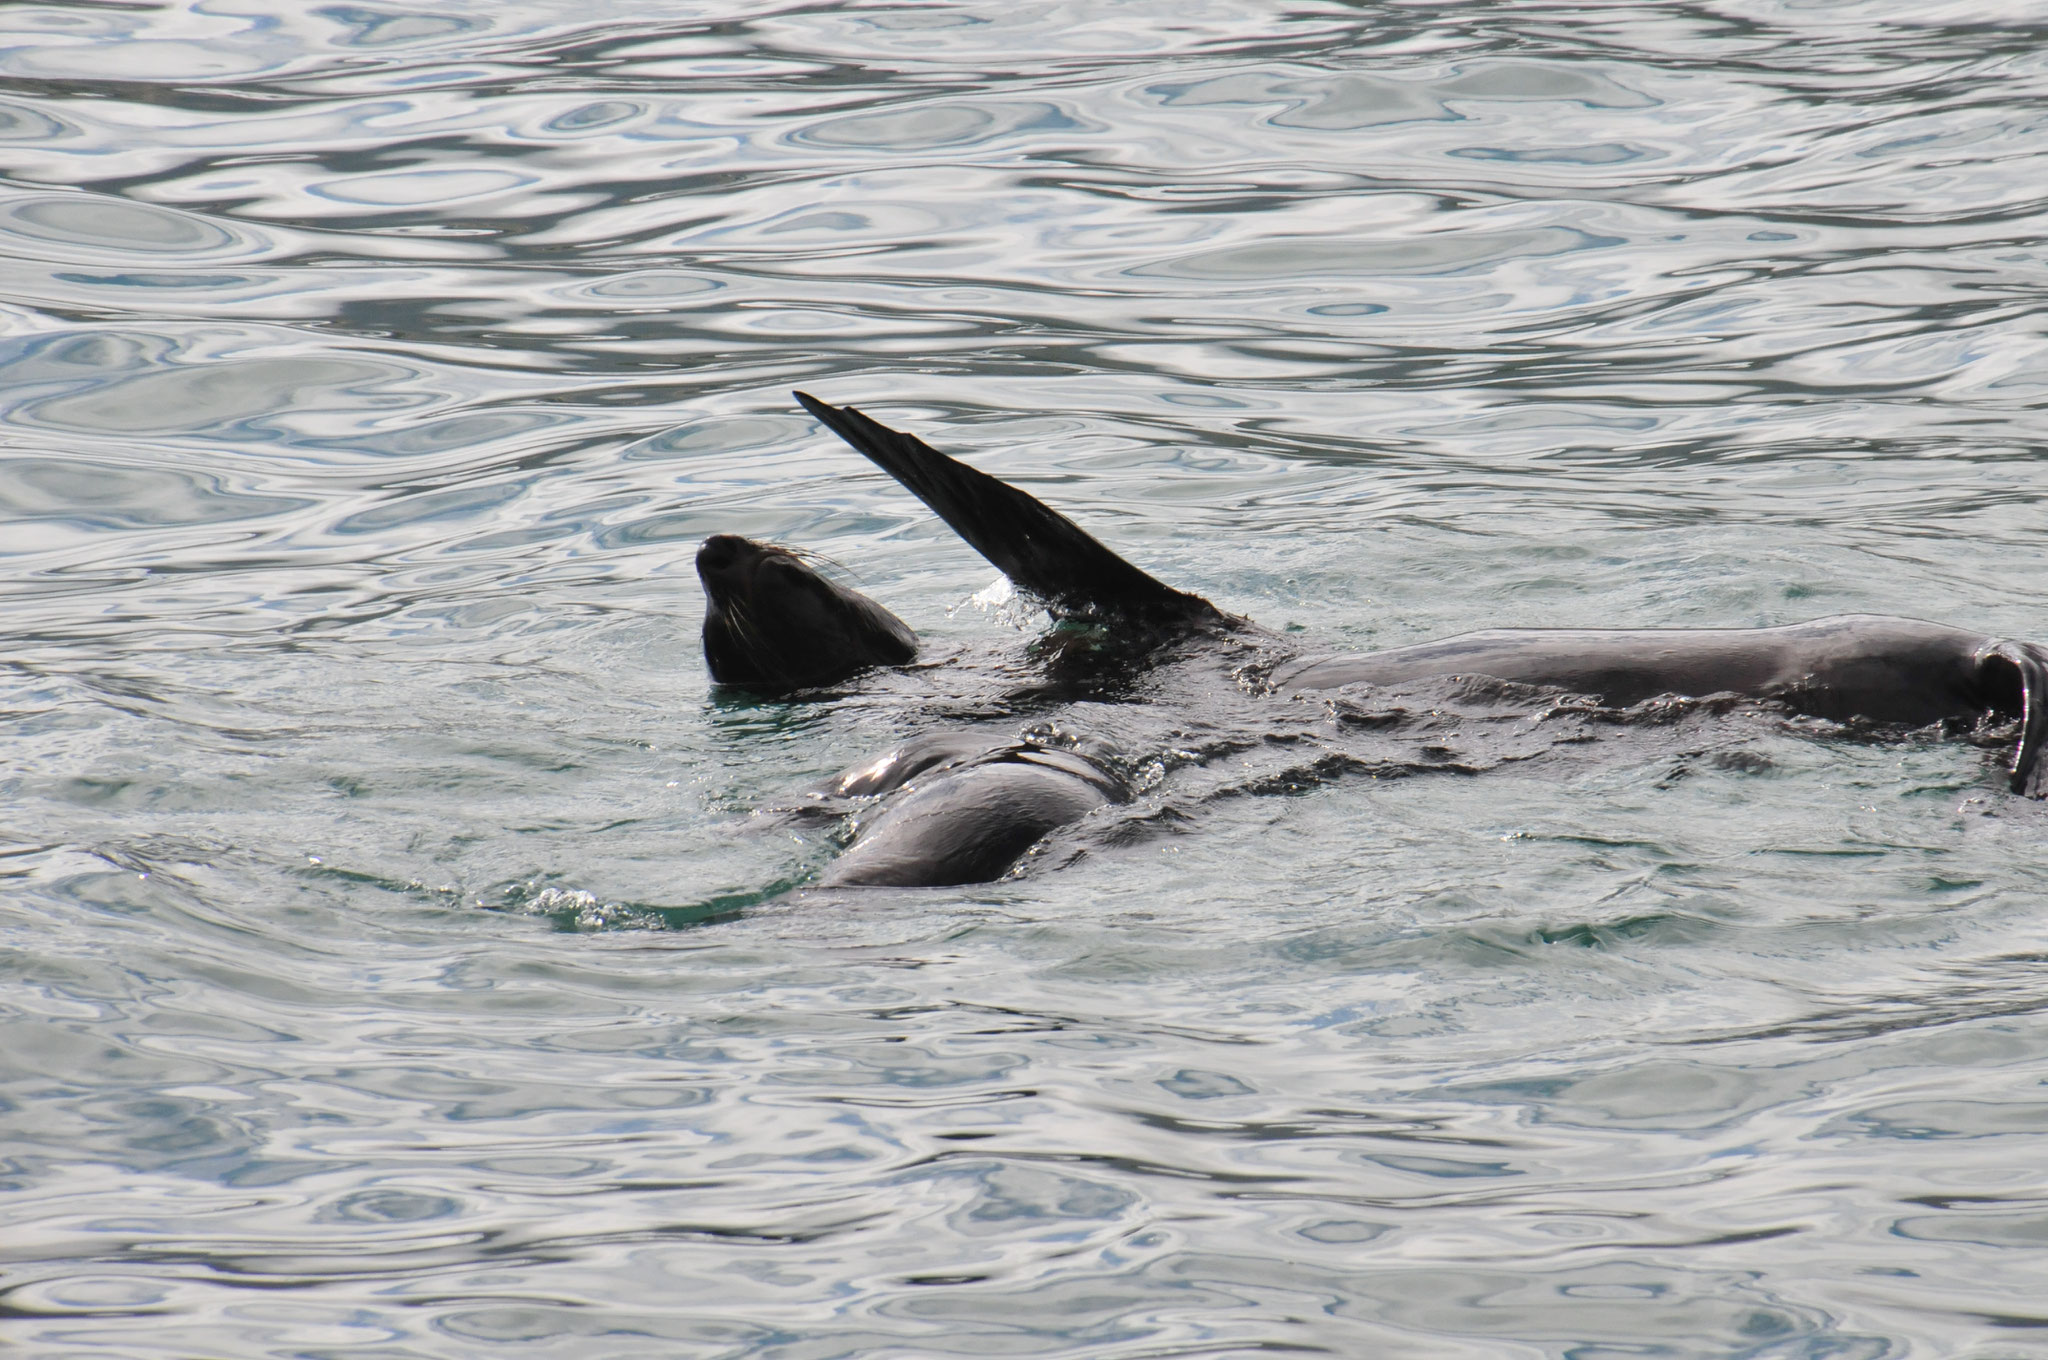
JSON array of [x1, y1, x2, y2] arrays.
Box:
[[1982, 641, 2048, 797]]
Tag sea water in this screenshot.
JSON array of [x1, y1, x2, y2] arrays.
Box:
[[5, 2, 2048, 1355]]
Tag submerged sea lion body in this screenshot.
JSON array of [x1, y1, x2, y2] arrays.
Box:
[[700, 395, 2048, 885]]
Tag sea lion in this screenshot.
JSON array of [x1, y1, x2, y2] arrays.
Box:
[[696, 532, 916, 691], [701, 394, 2048, 885]]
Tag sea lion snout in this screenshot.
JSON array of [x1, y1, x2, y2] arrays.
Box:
[[695, 533, 760, 586]]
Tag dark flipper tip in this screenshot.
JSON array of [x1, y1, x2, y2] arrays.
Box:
[[1987, 641, 2048, 797]]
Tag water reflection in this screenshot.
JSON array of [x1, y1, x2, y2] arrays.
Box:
[[8, 0, 2048, 1355]]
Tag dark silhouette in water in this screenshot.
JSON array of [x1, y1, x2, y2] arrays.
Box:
[[700, 393, 2048, 885]]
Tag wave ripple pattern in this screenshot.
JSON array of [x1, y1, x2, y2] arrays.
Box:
[[4, 3, 2048, 1358]]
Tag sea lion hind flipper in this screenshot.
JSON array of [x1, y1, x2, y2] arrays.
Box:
[[794, 391, 1222, 629], [1983, 641, 2048, 797]]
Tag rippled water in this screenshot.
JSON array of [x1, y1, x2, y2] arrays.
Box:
[[7, 1, 2048, 1355]]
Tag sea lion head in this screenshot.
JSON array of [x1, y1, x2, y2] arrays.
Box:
[[697, 534, 918, 691]]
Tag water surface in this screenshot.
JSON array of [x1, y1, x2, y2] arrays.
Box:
[[6, 2, 2048, 1356]]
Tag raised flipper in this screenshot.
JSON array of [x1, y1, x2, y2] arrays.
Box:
[[794, 391, 1224, 630], [1984, 641, 2048, 797]]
